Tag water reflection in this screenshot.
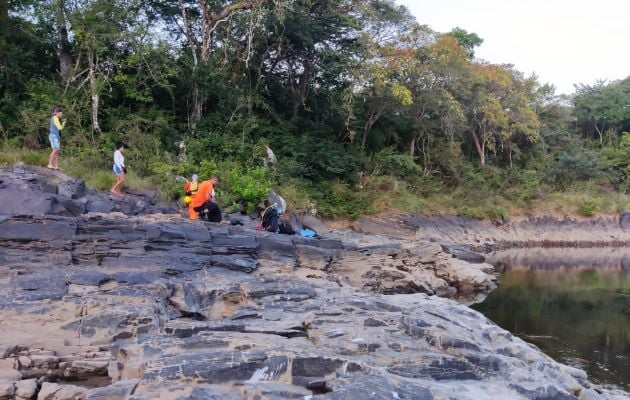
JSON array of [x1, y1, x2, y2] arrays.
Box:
[[472, 248, 630, 391]]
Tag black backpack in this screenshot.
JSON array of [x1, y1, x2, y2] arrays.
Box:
[[262, 206, 279, 232], [278, 222, 295, 235]]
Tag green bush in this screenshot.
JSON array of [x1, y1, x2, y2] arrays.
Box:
[[313, 181, 369, 219], [544, 149, 608, 189], [578, 200, 598, 217], [228, 166, 274, 213]]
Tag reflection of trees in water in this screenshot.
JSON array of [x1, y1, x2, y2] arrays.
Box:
[[487, 247, 630, 273], [472, 263, 630, 390]]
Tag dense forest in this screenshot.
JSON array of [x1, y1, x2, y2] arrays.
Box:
[[2, 0, 630, 218]]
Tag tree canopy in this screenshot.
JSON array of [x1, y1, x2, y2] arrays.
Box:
[[2, 0, 630, 218]]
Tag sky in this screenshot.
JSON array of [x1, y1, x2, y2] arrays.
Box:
[[397, 0, 630, 95]]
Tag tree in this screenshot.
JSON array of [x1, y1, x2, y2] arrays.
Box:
[[446, 27, 483, 59], [573, 78, 630, 145], [454, 63, 540, 166], [148, 0, 272, 131]]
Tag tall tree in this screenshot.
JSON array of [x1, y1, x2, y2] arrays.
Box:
[[55, 0, 73, 83]]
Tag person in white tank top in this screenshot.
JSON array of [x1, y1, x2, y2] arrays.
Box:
[[110, 143, 126, 195]]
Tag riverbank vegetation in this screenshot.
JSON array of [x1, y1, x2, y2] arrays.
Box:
[[2, 0, 630, 218]]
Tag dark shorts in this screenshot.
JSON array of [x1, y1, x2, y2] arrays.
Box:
[[194, 201, 222, 222]]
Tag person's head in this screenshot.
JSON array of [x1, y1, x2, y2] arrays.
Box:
[[192, 174, 198, 182], [52, 106, 63, 118], [264, 200, 270, 208], [210, 176, 220, 185], [116, 142, 125, 152]]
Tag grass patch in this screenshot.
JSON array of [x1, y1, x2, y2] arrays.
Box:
[[0, 148, 49, 167]]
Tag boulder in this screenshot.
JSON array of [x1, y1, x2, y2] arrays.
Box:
[[300, 214, 330, 234], [0, 380, 15, 400], [440, 243, 486, 263], [15, 379, 37, 399]]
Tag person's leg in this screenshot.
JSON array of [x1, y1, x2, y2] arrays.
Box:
[[48, 149, 55, 169], [111, 168, 122, 194], [207, 201, 222, 222], [48, 135, 59, 168], [117, 174, 125, 194], [53, 149, 60, 169], [110, 176, 120, 194]]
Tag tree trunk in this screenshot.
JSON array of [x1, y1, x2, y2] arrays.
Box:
[[361, 110, 380, 149], [409, 136, 416, 157], [179, 0, 201, 132], [470, 129, 485, 166], [55, 0, 73, 83], [0, 0, 8, 36], [593, 117, 604, 145], [88, 53, 101, 133], [292, 58, 310, 117]]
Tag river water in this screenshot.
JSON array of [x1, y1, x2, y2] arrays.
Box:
[[471, 248, 630, 391]]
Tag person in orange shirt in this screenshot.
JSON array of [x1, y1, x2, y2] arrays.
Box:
[[189, 176, 221, 222]]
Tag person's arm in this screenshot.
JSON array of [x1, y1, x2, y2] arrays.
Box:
[[53, 116, 64, 131]]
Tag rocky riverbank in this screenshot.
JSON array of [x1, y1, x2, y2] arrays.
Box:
[[354, 213, 630, 251], [0, 165, 627, 399]]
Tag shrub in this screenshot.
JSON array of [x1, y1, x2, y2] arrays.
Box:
[[578, 200, 598, 217], [228, 166, 274, 213]]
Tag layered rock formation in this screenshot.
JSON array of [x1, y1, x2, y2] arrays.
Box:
[[0, 166, 627, 399], [354, 214, 630, 250]]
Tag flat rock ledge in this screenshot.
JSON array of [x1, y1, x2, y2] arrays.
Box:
[[354, 214, 630, 251], [0, 167, 627, 399]]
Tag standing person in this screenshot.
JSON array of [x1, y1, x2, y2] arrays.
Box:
[[189, 176, 221, 222], [110, 143, 126, 195], [47, 107, 65, 170]]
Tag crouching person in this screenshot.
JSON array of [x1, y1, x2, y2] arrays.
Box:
[[189, 176, 222, 222]]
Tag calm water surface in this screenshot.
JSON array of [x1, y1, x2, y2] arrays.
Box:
[[471, 248, 630, 391]]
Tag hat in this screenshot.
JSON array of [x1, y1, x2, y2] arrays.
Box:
[[192, 174, 198, 181]]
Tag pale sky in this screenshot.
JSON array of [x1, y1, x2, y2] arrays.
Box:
[[397, 0, 630, 95]]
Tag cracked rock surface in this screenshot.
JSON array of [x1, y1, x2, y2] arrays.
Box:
[[0, 166, 627, 399]]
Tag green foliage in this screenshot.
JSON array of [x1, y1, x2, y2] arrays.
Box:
[[578, 200, 598, 217], [228, 166, 274, 212], [543, 148, 607, 189], [3, 0, 630, 220], [446, 27, 483, 58], [371, 148, 423, 178], [313, 181, 369, 219], [276, 134, 358, 182]]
